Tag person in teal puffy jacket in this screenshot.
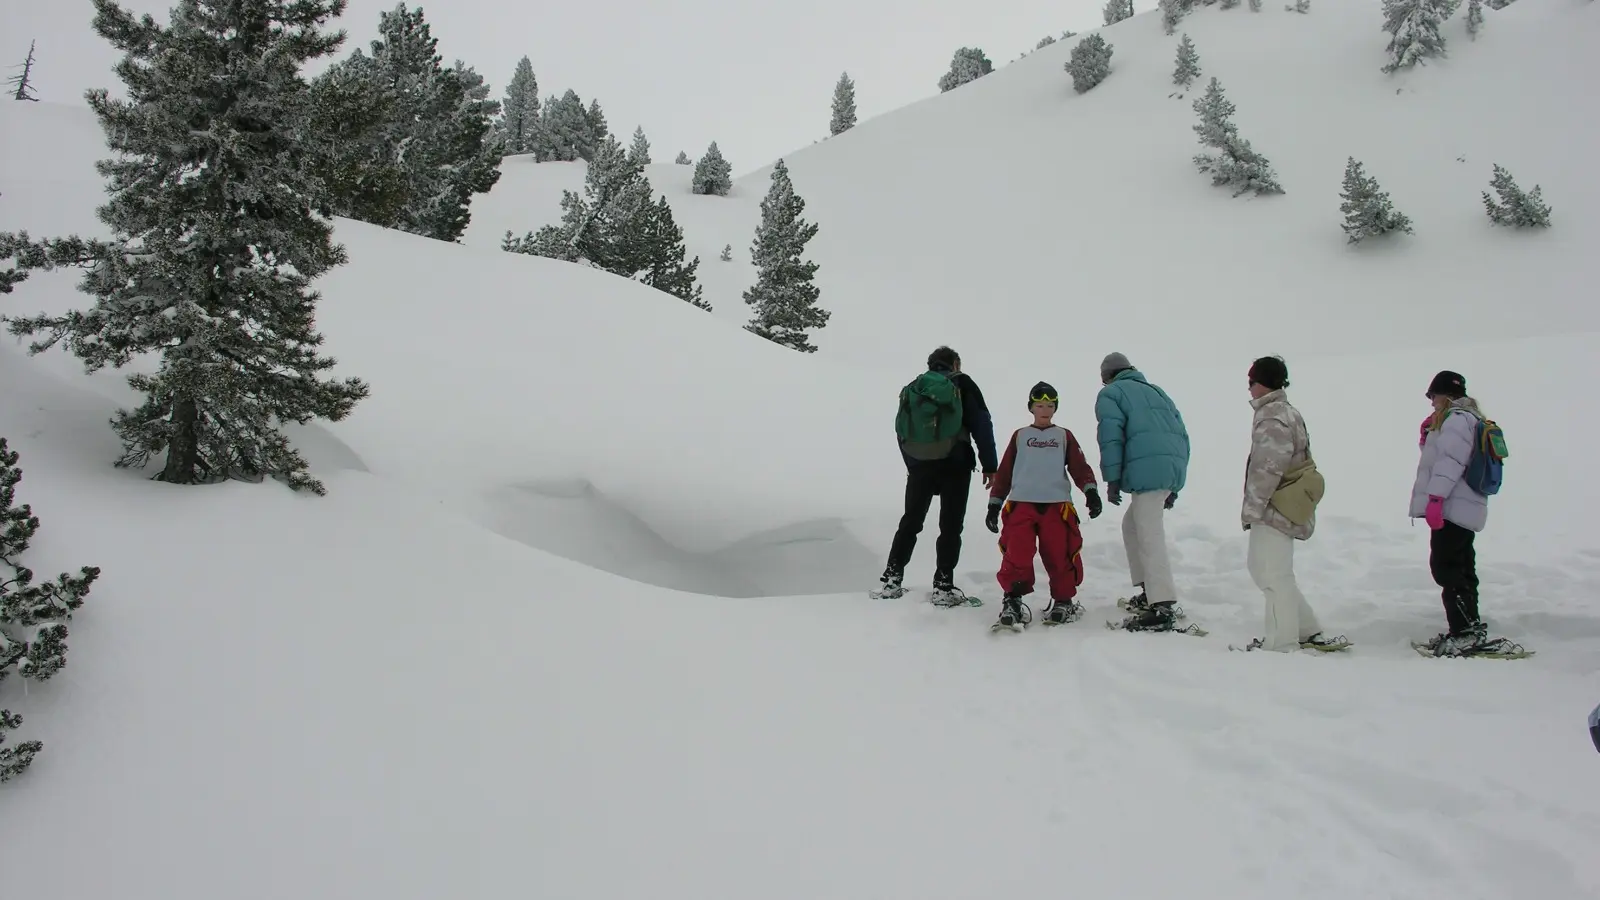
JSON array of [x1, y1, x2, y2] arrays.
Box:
[[1094, 353, 1191, 631]]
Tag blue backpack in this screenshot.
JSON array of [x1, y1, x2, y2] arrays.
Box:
[[1461, 413, 1508, 496]]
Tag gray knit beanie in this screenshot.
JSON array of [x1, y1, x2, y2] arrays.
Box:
[[1100, 352, 1133, 381]]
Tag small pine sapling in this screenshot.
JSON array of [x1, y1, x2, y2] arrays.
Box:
[[1285, 0, 1310, 11], [1338, 157, 1414, 243], [1173, 34, 1201, 89], [1160, 0, 1189, 34], [1250, 0, 1264, 9], [1467, 0, 1484, 39], [830, 72, 858, 135], [1, 437, 101, 781], [692, 142, 733, 196], [1191, 77, 1285, 197], [1103, 0, 1135, 25], [675, 151, 691, 165], [1220, 0, 1241, 9], [1036, 35, 1058, 49], [720, 244, 733, 261], [1066, 34, 1115, 93], [1482, 164, 1552, 227]]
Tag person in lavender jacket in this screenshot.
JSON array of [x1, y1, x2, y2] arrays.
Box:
[[1409, 370, 1492, 656]]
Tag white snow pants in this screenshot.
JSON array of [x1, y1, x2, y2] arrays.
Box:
[[1248, 523, 1322, 652], [1121, 489, 1178, 606]]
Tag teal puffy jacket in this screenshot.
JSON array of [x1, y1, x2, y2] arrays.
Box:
[[1094, 369, 1190, 495]]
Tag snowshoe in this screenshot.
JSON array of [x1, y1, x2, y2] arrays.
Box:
[[930, 586, 981, 608], [1106, 601, 1207, 637], [1042, 599, 1084, 626], [1300, 632, 1351, 652], [1412, 631, 1532, 659], [1116, 593, 1186, 620], [868, 565, 906, 599], [991, 593, 1032, 633]]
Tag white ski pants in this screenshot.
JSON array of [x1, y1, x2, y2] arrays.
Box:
[[1121, 489, 1178, 606], [1248, 523, 1322, 652]]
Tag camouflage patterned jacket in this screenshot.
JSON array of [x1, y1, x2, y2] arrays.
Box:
[[1242, 389, 1315, 540]]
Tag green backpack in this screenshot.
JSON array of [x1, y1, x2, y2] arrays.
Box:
[[896, 370, 965, 460]]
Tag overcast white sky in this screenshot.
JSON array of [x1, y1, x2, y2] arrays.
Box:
[[3, 0, 1108, 173]]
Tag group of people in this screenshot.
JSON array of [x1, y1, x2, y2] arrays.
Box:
[[877, 346, 1504, 656]]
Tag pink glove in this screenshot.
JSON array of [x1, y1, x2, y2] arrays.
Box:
[[1424, 496, 1445, 530], [1419, 417, 1431, 448]]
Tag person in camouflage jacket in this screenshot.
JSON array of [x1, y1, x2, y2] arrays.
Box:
[[1241, 357, 1339, 652]]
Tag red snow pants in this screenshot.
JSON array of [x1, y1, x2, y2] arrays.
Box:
[[997, 500, 1084, 601]]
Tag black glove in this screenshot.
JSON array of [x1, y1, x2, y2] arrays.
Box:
[[1084, 487, 1103, 519], [985, 498, 1001, 533], [1164, 492, 1177, 510], [1106, 482, 1122, 506]]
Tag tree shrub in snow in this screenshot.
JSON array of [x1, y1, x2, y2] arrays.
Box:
[[498, 56, 541, 155], [1381, 0, 1457, 74], [1067, 35, 1115, 93], [1467, 0, 1484, 39], [1339, 158, 1414, 243], [1160, 0, 1192, 34], [830, 73, 857, 135], [675, 151, 691, 165], [745, 160, 828, 353], [937, 48, 993, 93], [692, 141, 733, 196], [1173, 34, 1201, 87], [1, 437, 100, 782], [1285, 0, 1310, 12], [629, 126, 652, 165], [1482, 164, 1552, 228], [1103, 0, 1135, 25], [1250, 0, 1263, 10], [7, 0, 370, 495], [720, 244, 733, 261], [1191, 77, 1285, 197]]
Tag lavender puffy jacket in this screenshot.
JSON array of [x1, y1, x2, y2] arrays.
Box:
[[1409, 398, 1489, 532]]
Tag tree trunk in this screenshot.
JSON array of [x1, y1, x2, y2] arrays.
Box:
[[160, 394, 201, 485]]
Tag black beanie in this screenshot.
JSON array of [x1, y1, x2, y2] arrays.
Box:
[[1427, 370, 1466, 399], [1028, 381, 1059, 407]]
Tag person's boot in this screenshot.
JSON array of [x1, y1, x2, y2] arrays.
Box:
[[870, 563, 906, 599]]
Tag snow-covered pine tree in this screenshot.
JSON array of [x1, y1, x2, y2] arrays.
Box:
[[311, 5, 502, 242], [744, 159, 828, 354], [498, 56, 540, 155], [675, 151, 691, 165], [1285, 0, 1310, 11], [1250, 0, 1263, 10], [1036, 35, 1057, 49], [1338, 157, 1414, 243], [1482, 164, 1552, 227], [1381, 0, 1458, 74], [1066, 35, 1115, 93], [637, 196, 709, 311], [537, 91, 589, 161], [581, 99, 610, 161], [1, 436, 101, 781], [629, 125, 652, 165], [1173, 34, 1201, 87], [1220, 0, 1240, 9], [6, 0, 370, 494], [504, 136, 650, 266], [692, 141, 733, 196], [720, 244, 733, 261], [830, 72, 857, 135], [304, 58, 411, 227], [1191, 77, 1285, 197], [8, 40, 39, 101], [1103, 0, 1135, 25], [1160, 0, 1190, 34], [1466, 0, 1483, 39], [937, 47, 993, 92]]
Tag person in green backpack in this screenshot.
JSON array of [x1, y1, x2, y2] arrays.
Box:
[[873, 346, 999, 604]]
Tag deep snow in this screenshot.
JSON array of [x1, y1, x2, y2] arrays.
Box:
[[3, 1, 1600, 898]]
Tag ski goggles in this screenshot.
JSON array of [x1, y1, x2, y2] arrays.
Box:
[[1030, 389, 1059, 404]]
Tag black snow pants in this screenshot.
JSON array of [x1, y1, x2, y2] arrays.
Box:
[[1429, 521, 1481, 634], [887, 457, 972, 578]]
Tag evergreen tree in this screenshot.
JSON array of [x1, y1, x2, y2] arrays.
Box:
[[830, 72, 857, 136], [1481, 164, 1552, 227], [537, 90, 589, 161], [720, 244, 733, 261], [1036, 35, 1057, 50], [937, 47, 993, 93], [1191, 77, 1285, 197], [498, 56, 540, 155], [629, 125, 652, 165], [744, 160, 827, 354], [1, 437, 100, 782], [692, 141, 733, 196], [305, 60, 410, 227], [1466, 0, 1484, 39], [675, 150, 691, 165], [312, 5, 503, 242], [1250, 0, 1263, 10], [1220, 0, 1240, 8], [6, 0, 370, 494], [1066, 35, 1115, 93], [1285, 0, 1310, 11], [1338, 157, 1414, 243], [637, 195, 709, 310], [1103, 0, 1135, 25], [1160, 0, 1191, 35], [1381, 0, 1458, 74], [8, 40, 39, 101], [1173, 34, 1201, 87]]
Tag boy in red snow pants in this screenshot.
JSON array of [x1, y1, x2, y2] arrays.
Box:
[[984, 382, 1103, 629]]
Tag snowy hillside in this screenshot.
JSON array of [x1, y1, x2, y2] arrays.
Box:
[[3, 2, 1600, 899]]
